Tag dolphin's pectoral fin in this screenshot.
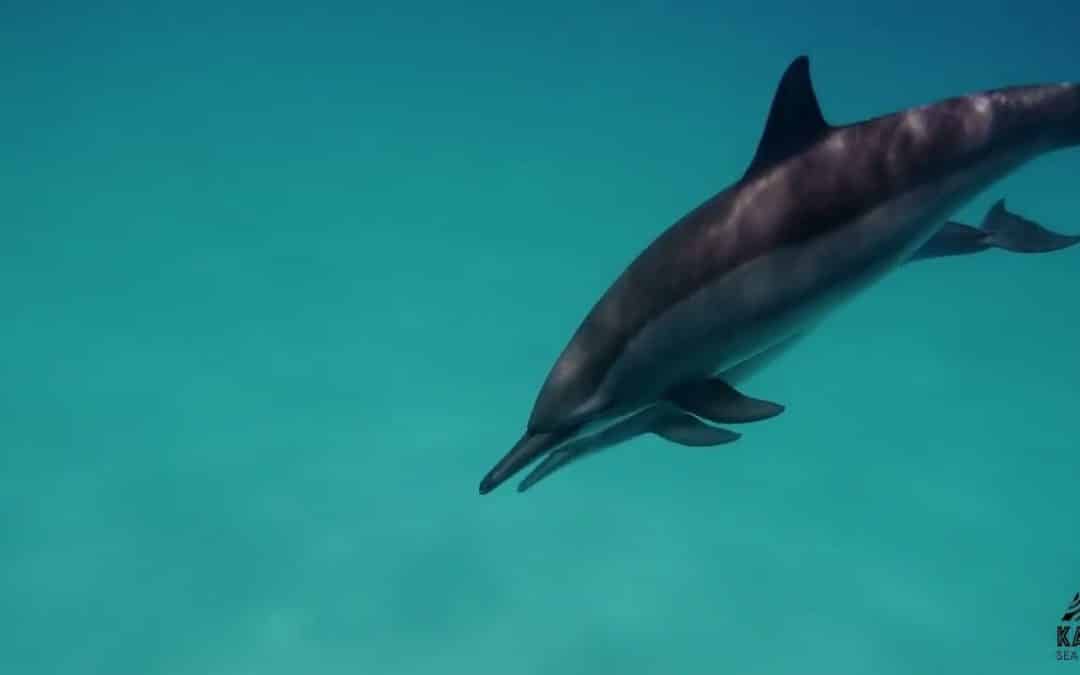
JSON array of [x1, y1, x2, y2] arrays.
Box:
[[668, 378, 785, 424], [651, 411, 741, 447], [910, 199, 1080, 262]]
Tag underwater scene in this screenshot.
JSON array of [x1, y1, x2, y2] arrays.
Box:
[[4, 1, 1080, 673]]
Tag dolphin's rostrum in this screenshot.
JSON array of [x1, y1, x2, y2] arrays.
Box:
[[479, 56, 1080, 495]]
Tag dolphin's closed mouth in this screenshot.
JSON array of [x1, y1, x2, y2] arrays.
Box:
[[478, 431, 568, 494]]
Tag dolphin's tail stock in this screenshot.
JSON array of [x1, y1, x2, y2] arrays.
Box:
[[910, 199, 1080, 262]]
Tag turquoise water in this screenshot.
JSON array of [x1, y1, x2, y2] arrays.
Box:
[[4, 2, 1079, 673]]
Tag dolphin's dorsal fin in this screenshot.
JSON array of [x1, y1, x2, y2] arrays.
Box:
[[744, 56, 830, 178]]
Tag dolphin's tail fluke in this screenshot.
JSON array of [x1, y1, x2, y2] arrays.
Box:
[[978, 199, 1080, 253], [910, 199, 1080, 262]]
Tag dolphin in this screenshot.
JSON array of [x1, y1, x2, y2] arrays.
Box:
[[515, 199, 1079, 492], [478, 56, 1080, 495]]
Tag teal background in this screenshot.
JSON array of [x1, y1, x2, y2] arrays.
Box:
[[3, 1, 1079, 673]]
